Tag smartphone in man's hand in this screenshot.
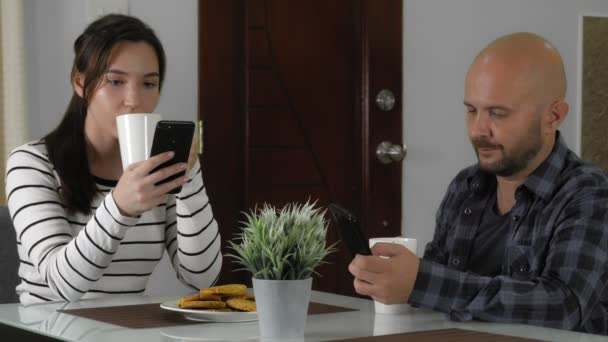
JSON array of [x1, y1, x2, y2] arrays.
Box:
[[329, 203, 372, 256], [150, 120, 195, 194]]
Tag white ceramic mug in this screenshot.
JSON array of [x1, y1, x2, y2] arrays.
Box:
[[369, 237, 417, 315], [116, 113, 162, 170]]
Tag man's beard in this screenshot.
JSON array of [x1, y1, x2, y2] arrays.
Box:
[[471, 122, 542, 177]]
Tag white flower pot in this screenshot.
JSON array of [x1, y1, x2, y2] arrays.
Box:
[[253, 277, 312, 338]]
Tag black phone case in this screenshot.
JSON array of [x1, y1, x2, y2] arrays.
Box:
[[329, 203, 372, 256], [150, 120, 195, 194]]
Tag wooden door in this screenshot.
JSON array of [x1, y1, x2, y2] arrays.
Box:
[[199, 0, 402, 296]]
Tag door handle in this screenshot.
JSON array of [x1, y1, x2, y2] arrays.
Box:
[[376, 141, 406, 164]]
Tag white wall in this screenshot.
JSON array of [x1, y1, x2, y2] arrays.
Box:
[[23, 0, 197, 295], [402, 0, 608, 254], [24, 0, 198, 137]]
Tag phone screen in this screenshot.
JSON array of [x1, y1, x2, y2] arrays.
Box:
[[329, 204, 372, 256], [150, 120, 195, 194]]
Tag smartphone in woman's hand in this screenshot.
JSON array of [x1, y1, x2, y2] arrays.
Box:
[[150, 120, 195, 194]]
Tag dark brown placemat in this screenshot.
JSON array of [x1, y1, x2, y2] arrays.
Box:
[[308, 302, 356, 315], [58, 301, 355, 329], [59, 303, 198, 329], [334, 328, 542, 342]]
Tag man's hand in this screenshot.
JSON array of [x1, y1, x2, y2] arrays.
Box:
[[348, 242, 420, 304]]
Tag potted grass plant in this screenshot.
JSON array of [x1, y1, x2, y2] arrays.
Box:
[[228, 201, 335, 338]]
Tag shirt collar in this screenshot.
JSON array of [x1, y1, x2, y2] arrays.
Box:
[[522, 131, 568, 200], [467, 131, 569, 200]]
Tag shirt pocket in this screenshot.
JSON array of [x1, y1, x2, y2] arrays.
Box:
[[505, 245, 536, 280]]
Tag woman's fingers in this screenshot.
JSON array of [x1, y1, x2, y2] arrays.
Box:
[[152, 173, 189, 196], [145, 162, 187, 184], [133, 151, 175, 176]]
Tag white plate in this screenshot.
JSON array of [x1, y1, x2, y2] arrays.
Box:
[[161, 327, 259, 341], [160, 300, 258, 323]]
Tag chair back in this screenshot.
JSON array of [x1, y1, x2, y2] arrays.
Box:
[[0, 206, 19, 303]]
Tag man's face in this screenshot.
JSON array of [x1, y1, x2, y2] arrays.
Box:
[[464, 60, 545, 177]]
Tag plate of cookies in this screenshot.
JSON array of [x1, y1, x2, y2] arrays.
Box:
[[161, 284, 257, 323]]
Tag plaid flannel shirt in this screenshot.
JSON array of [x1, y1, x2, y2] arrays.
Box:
[[408, 134, 608, 334]]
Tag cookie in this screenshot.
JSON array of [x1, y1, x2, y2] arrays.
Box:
[[177, 293, 201, 307], [201, 284, 247, 297], [226, 298, 256, 312], [179, 300, 227, 310], [199, 293, 223, 301], [223, 293, 255, 301]]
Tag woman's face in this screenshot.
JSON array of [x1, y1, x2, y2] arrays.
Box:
[[77, 41, 161, 141]]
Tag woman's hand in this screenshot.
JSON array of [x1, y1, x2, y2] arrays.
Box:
[[113, 152, 189, 217]]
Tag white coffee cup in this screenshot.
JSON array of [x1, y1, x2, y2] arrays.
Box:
[[369, 237, 417, 315], [116, 113, 162, 170]]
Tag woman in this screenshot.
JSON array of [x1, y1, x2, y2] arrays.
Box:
[[5, 14, 221, 304]]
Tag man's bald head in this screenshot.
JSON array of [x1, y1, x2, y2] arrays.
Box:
[[469, 32, 566, 102], [464, 32, 570, 179]]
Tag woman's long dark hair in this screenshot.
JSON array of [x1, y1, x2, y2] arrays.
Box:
[[44, 14, 166, 214]]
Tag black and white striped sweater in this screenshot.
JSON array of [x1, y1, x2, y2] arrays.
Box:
[[5, 140, 222, 304]]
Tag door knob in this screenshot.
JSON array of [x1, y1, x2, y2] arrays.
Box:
[[375, 89, 396, 111], [376, 141, 406, 164]]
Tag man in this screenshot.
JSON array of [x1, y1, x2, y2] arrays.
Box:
[[349, 32, 608, 334]]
